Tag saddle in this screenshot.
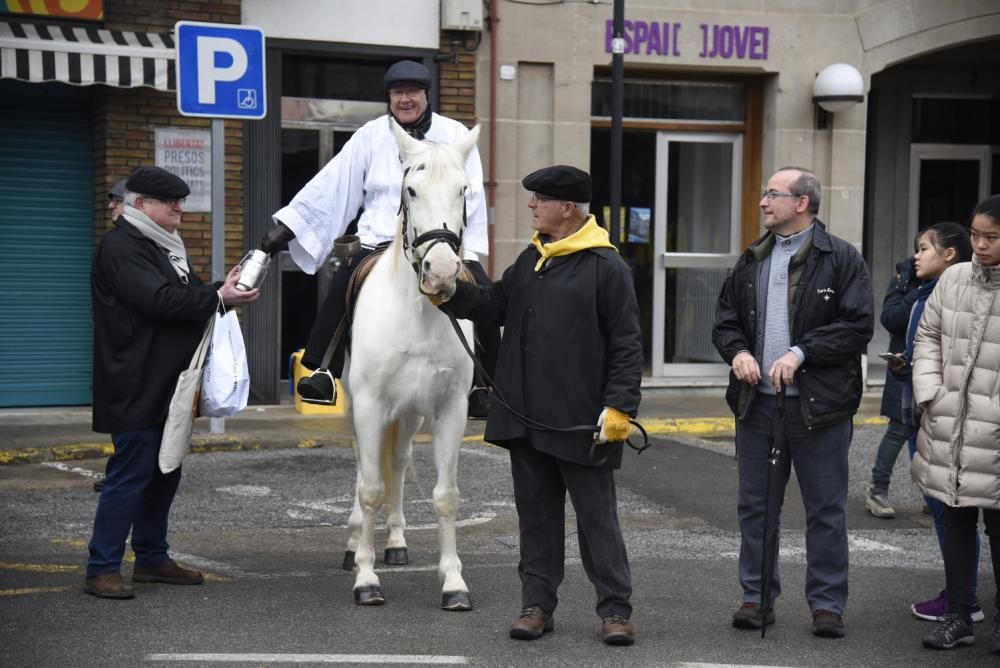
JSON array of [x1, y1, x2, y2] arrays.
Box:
[[316, 243, 476, 371]]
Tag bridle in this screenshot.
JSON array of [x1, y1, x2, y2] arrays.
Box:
[[397, 164, 467, 276]]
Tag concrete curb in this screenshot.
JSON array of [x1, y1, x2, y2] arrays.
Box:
[[0, 415, 888, 466]]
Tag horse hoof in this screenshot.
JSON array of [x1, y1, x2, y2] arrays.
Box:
[[383, 547, 409, 565], [342, 551, 356, 571], [441, 591, 473, 611], [354, 585, 385, 606]]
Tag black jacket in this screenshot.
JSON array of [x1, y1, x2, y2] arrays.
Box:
[[446, 244, 643, 468], [91, 218, 219, 433], [878, 257, 919, 421], [712, 220, 874, 428]]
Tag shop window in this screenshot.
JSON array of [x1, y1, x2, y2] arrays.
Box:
[[591, 79, 744, 122]]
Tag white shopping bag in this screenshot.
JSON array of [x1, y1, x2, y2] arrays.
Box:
[[199, 307, 250, 418], [160, 315, 214, 474]]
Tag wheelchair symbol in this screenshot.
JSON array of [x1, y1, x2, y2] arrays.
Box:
[[237, 89, 258, 110]]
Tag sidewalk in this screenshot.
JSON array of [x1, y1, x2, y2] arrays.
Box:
[[0, 387, 886, 465]]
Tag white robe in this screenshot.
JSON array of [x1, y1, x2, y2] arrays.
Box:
[[273, 113, 488, 274]]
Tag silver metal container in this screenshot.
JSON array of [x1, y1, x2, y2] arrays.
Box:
[[236, 249, 271, 291]]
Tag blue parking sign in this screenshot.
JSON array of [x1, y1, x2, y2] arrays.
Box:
[[176, 21, 266, 119]]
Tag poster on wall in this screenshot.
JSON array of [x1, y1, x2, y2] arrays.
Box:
[[154, 128, 210, 212], [0, 1, 103, 20]]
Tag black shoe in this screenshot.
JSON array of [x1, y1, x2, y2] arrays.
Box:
[[297, 369, 337, 405], [92, 476, 105, 493], [732, 602, 774, 629], [468, 386, 490, 420], [922, 613, 974, 649], [811, 609, 846, 638], [992, 614, 1000, 655]]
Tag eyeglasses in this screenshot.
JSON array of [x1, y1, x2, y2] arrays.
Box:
[[760, 190, 802, 201], [529, 193, 561, 204], [389, 87, 424, 99], [108, 196, 123, 205], [144, 196, 186, 207]]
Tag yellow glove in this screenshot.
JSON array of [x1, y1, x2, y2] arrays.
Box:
[[596, 407, 631, 444]]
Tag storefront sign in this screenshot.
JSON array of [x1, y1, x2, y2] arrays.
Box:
[[605, 20, 769, 61], [154, 128, 211, 212]]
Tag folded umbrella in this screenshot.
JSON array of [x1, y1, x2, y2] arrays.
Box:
[[760, 390, 791, 638]]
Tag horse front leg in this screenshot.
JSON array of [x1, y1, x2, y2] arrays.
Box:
[[432, 410, 471, 611], [352, 417, 385, 605]]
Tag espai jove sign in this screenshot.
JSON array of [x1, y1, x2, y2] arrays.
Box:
[[605, 20, 769, 60]]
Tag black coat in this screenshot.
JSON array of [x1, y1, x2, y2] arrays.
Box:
[[712, 221, 874, 429], [91, 218, 219, 433], [878, 257, 919, 421], [447, 245, 643, 468]]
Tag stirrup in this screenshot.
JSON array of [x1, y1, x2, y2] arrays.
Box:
[[298, 368, 338, 406]]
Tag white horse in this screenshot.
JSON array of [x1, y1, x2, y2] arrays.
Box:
[[341, 119, 479, 611]]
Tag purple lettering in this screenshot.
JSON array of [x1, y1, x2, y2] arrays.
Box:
[[749, 27, 763, 59], [734, 25, 749, 59], [673, 23, 681, 56], [605, 19, 613, 53], [623, 20, 634, 54], [718, 25, 733, 58], [763, 27, 769, 59], [647, 21, 661, 55], [634, 20, 648, 53], [699, 23, 708, 57]]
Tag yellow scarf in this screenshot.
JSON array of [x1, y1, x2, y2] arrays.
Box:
[[531, 215, 617, 271]]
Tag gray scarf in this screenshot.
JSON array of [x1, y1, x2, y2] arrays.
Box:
[[122, 204, 190, 284]]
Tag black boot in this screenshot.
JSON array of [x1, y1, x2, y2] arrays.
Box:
[[467, 386, 490, 420], [297, 368, 337, 405]]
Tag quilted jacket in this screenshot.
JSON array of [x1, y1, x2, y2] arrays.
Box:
[[911, 260, 1000, 509]]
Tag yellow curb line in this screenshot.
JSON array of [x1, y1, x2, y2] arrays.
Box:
[[0, 562, 82, 574]]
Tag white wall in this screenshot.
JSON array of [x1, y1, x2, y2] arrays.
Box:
[[243, 0, 440, 49]]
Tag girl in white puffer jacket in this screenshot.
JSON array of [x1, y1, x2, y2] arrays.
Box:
[[911, 194, 1000, 654]]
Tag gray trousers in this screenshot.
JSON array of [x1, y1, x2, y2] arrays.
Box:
[[509, 442, 632, 619], [736, 394, 851, 615]]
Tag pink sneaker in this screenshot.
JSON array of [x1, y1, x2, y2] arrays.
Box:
[[912, 590, 985, 622]]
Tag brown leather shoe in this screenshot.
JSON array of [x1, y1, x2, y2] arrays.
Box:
[[83, 572, 135, 599], [509, 606, 554, 640], [602, 615, 635, 646], [132, 560, 204, 585]]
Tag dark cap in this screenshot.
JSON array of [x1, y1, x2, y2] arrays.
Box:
[[125, 166, 190, 200], [383, 60, 432, 92], [522, 165, 592, 203], [107, 179, 126, 201]]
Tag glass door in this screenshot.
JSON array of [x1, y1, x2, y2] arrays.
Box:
[[908, 144, 991, 239], [653, 132, 742, 377]]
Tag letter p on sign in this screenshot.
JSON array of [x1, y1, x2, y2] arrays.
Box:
[[176, 21, 267, 119]]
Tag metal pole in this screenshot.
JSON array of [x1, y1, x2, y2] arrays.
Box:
[[210, 118, 225, 434], [609, 0, 624, 248]]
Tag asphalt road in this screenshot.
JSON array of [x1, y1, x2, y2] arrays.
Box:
[[1, 426, 996, 667]]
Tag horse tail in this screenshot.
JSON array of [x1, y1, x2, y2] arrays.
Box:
[[381, 419, 401, 497]]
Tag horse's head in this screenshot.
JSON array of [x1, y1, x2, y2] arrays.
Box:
[[392, 118, 481, 299]]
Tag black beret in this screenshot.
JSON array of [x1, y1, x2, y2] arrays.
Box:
[[125, 166, 190, 200], [383, 60, 432, 92], [522, 165, 592, 203], [107, 179, 126, 201]]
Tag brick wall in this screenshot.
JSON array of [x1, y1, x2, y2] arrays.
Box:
[[92, 0, 244, 277], [437, 33, 477, 128]]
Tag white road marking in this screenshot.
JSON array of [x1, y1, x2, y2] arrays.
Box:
[[295, 499, 351, 513], [848, 535, 904, 553], [145, 654, 467, 664], [41, 462, 103, 479], [216, 485, 271, 497], [671, 664, 799, 668]]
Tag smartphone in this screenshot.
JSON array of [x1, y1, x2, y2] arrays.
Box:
[[878, 352, 903, 362]]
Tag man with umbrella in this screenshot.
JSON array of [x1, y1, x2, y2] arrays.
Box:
[[712, 167, 873, 638]]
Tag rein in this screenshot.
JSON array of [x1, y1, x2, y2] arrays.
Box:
[[440, 306, 650, 464]]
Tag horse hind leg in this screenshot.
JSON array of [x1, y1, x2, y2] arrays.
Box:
[[383, 416, 420, 566], [342, 467, 362, 571]]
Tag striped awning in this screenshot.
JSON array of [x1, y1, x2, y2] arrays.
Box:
[[0, 22, 175, 91]]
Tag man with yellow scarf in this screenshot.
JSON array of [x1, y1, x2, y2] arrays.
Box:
[[440, 165, 643, 646]]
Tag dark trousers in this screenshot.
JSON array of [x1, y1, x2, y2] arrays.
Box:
[[302, 254, 499, 381], [942, 506, 1000, 621], [736, 394, 851, 614], [509, 442, 632, 619], [869, 419, 912, 494], [86, 427, 181, 577]]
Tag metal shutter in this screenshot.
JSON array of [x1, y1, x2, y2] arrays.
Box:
[[0, 80, 92, 406]]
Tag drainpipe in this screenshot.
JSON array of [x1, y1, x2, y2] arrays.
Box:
[[487, 0, 499, 278]]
